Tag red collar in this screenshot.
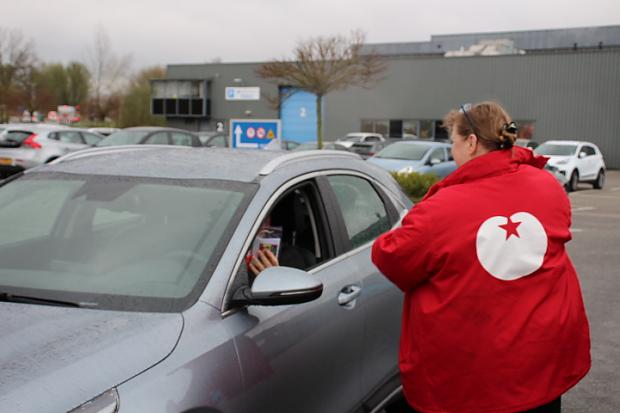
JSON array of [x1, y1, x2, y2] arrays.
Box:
[[423, 147, 548, 200]]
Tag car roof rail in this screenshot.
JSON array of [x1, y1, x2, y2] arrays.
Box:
[[259, 150, 360, 176], [48, 145, 191, 165]]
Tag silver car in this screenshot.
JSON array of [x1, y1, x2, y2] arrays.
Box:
[[0, 124, 103, 178], [0, 146, 410, 413]]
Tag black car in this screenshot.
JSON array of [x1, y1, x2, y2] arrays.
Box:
[[96, 127, 202, 147]]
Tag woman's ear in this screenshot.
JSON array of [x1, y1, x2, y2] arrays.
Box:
[[467, 134, 478, 155]]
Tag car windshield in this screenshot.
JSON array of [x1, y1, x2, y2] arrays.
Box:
[[375, 142, 430, 160], [96, 130, 150, 146], [535, 143, 578, 156], [0, 173, 253, 312]]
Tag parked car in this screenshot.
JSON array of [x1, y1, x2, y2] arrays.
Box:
[[198, 131, 229, 147], [535, 140, 606, 191], [348, 140, 391, 159], [336, 132, 385, 149], [0, 124, 104, 178], [87, 127, 120, 137], [96, 127, 202, 147], [291, 141, 346, 151], [515, 138, 539, 149], [0, 146, 411, 413], [368, 140, 457, 179]]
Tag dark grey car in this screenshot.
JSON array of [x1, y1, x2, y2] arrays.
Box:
[[96, 127, 202, 147], [0, 146, 410, 412]]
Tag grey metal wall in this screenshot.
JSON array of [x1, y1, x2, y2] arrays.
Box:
[[165, 62, 278, 132], [163, 49, 620, 168], [325, 49, 620, 168]]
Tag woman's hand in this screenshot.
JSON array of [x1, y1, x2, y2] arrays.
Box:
[[248, 249, 279, 276]]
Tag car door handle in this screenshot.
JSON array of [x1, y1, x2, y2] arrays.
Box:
[[338, 285, 361, 306]]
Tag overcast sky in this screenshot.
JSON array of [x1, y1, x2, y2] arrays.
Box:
[[6, 0, 620, 71]]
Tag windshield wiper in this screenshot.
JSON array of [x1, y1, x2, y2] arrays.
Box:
[[0, 292, 94, 308]]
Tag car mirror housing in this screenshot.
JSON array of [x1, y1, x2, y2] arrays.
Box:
[[231, 266, 323, 306], [578, 151, 587, 159], [428, 158, 441, 166]]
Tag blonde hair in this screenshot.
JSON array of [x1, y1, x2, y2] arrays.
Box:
[[442, 101, 517, 150]]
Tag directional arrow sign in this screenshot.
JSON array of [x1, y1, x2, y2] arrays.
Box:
[[230, 119, 282, 149]]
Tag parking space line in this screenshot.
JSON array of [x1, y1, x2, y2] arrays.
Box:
[[570, 194, 620, 200], [610, 187, 620, 192], [571, 228, 584, 233], [572, 206, 595, 212]]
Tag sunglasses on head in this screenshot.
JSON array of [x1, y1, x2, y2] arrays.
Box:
[[459, 103, 479, 137]]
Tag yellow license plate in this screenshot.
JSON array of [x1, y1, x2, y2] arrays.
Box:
[[0, 157, 14, 166]]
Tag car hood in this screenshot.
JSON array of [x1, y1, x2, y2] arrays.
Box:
[[367, 157, 424, 171], [0, 302, 183, 412], [543, 155, 573, 166], [336, 141, 356, 148]]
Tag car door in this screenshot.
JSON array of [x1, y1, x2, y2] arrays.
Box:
[[580, 145, 597, 179], [224, 178, 364, 413], [319, 173, 404, 404], [426, 146, 453, 178]]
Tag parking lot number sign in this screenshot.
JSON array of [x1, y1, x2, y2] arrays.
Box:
[[230, 119, 281, 149]]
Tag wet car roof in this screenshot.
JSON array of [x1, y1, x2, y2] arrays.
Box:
[[31, 146, 362, 183]]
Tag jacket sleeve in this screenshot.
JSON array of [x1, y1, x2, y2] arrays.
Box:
[[372, 200, 436, 292]]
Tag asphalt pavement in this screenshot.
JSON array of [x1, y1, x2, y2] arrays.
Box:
[[563, 169, 620, 412]]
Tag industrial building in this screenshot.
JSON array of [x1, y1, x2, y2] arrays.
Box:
[[153, 25, 620, 167]]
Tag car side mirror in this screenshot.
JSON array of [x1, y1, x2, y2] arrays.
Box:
[[428, 158, 441, 166], [578, 151, 587, 159], [231, 266, 323, 307]]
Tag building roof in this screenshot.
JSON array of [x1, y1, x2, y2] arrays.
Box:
[[364, 25, 620, 57]]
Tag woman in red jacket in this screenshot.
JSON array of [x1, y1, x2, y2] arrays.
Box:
[[372, 101, 590, 413]]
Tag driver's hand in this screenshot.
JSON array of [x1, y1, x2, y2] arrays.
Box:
[[249, 249, 279, 276]]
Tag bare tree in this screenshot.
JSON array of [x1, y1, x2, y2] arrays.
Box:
[[0, 27, 37, 121], [257, 30, 386, 148], [85, 26, 131, 122]]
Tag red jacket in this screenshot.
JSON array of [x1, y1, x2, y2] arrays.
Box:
[[372, 147, 590, 413]]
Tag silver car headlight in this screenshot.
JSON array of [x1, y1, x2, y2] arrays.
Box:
[[555, 159, 569, 165], [69, 389, 119, 413], [398, 166, 415, 174]]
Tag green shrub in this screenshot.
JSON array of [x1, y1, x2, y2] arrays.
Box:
[[390, 171, 439, 202]]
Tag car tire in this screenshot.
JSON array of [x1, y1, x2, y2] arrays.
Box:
[[567, 170, 579, 192], [593, 169, 605, 189]]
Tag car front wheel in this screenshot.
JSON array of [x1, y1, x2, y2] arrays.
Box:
[[593, 169, 605, 189], [567, 170, 579, 192]]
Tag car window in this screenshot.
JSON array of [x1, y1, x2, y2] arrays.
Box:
[[145, 132, 169, 145], [375, 142, 429, 160], [582, 145, 596, 156], [57, 131, 84, 144], [235, 181, 330, 290], [327, 175, 390, 249], [81, 132, 103, 145], [3, 131, 33, 143], [428, 147, 447, 162], [208, 135, 227, 147], [171, 132, 194, 147], [365, 136, 379, 142]]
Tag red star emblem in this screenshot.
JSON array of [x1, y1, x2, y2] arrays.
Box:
[[499, 216, 521, 240]]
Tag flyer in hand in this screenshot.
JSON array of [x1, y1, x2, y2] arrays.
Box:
[[252, 226, 283, 259]]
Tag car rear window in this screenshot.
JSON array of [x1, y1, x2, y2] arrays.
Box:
[[2, 130, 33, 144]]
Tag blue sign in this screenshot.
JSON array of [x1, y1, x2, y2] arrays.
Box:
[[230, 119, 282, 149]]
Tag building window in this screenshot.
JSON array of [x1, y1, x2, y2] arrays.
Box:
[[419, 120, 434, 139]]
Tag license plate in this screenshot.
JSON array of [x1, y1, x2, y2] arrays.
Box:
[[0, 157, 14, 166]]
